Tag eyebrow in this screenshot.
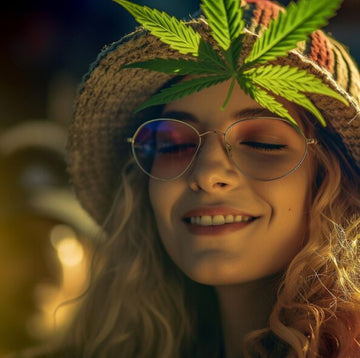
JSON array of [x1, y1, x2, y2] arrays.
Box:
[[161, 107, 277, 122], [161, 110, 198, 122], [233, 108, 276, 118]]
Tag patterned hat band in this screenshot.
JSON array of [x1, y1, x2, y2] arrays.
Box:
[[68, 0, 360, 224]]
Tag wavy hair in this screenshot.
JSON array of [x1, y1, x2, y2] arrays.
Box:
[[63, 113, 360, 358], [243, 115, 360, 357]]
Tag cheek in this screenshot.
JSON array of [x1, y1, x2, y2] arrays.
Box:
[[284, 154, 313, 206], [149, 180, 173, 217], [265, 159, 313, 243]]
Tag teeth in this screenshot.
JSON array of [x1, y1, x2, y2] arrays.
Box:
[[213, 215, 225, 226], [188, 214, 253, 226], [200, 215, 212, 226]]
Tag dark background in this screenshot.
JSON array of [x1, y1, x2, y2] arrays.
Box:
[[0, 0, 359, 354]]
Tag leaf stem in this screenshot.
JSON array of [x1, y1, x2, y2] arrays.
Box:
[[221, 77, 236, 110]]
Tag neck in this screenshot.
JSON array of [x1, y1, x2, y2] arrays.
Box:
[[215, 272, 283, 358]]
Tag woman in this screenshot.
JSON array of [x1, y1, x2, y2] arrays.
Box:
[[62, 0, 360, 357]]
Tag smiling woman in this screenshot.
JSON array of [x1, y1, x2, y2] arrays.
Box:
[[23, 0, 360, 357], [148, 81, 313, 286]]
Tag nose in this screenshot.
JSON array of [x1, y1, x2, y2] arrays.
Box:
[[187, 133, 244, 192]]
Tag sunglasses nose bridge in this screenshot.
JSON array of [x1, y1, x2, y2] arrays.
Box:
[[198, 130, 228, 154], [196, 129, 229, 160], [199, 129, 226, 139]]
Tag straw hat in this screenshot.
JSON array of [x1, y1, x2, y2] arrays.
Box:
[[68, 0, 360, 225]]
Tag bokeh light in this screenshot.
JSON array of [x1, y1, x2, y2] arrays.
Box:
[[51, 225, 85, 267]]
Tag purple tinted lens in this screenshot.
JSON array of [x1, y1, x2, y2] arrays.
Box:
[[133, 120, 200, 179]]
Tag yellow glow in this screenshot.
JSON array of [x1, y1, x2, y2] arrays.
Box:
[[56, 238, 84, 266], [25, 224, 90, 343]]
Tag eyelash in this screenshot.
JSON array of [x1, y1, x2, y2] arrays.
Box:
[[157, 143, 196, 154], [241, 141, 287, 151]]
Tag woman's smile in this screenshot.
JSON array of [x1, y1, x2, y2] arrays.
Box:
[[182, 205, 260, 235]]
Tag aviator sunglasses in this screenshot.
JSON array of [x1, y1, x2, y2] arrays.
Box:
[[127, 117, 317, 181]]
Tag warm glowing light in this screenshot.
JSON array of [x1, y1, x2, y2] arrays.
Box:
[[49, 224, 85, 267], [25, 224, 90, 342], [56, 238, 84, 266]]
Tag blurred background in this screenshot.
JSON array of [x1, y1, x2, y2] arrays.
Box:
[[0, 0, 359, 355]]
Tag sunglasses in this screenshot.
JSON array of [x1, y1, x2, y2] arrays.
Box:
[[127, 117, 316, 181]]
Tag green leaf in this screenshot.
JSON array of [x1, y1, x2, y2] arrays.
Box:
[[135, 74, 231, 112], [201, 0, 244, 50], [278, 89, 327, 126], [113, 0, 346, 124], [198, 40, 229, 69], [252, 83, 326, 126], [238, 77, 297, 126], [245, 0, 344, 65], [122, 58, 230, 76], [245, 64, 349, 125], [112, 0, 201, 55], [222, 35, 243, 70], [221, 77, 237, 110], [248, 65, 348, 105]]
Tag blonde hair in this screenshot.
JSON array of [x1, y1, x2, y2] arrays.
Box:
[[64, 117, 360, 358]]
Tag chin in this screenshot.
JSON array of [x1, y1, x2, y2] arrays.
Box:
[[182, 260, 274, 286]]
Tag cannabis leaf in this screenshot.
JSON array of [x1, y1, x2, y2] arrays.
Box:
[[197, 40, 230, 68], [113, 0, 201, 55], [113, 0, 348, 128], [223, 35, 243, 71], [244, 65, 348, 125], [123, 58, 229, 75], [201, 0, 244, 51], [244, 65, 347, 104], [135, 74, 231, 112], [238, 76, 295, 125], [245, 0, 344, 65]]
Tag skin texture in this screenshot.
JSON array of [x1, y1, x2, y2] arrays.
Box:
[[149, 80, 314, 286]]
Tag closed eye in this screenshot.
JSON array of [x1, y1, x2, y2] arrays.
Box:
[[240, 141, 287, 151], [157, 143, 197, 154]]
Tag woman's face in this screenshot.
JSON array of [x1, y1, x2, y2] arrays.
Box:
[[149, 81, 314, 285]]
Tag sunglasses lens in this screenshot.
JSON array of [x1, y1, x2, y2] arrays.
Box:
[[133, 119, 200, 180], [226, 118, 307, 180]]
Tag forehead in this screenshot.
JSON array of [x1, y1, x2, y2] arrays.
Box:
[[162, 80, 303, 128], [163, 80, 258, 122]]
